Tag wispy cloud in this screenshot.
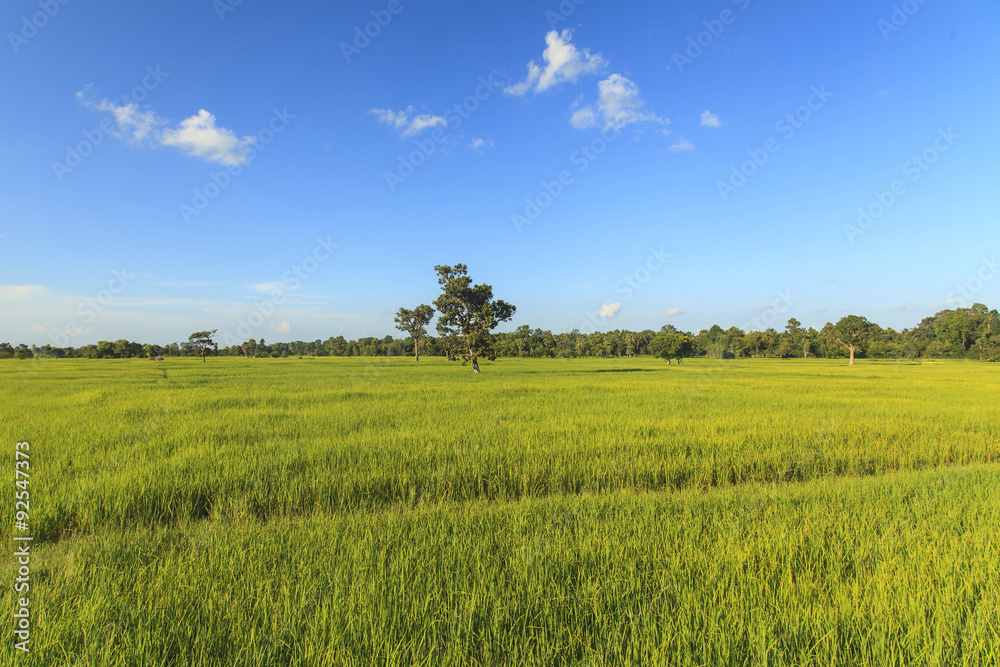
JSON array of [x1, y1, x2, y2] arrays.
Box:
[[700, 110, 722, 128], [570, 106, 596, 129], [0, 285, 48, 301], [80, 92, 255, 165], [250, 281, 287, 295], [369, 106, 447, 137], [667, 138, 694, 152], [930, 298, 957, 309], [506, 29, 606, 96], [79, 93, 163, 143], [468, 137, 494, 150], [663, 307, 687, 316]]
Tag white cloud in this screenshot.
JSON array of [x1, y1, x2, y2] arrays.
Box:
[[370, 106, 447, 137], [700, 110, 722, 128], [600, 302, 622, 318], [80, 92, 256, 166], [276, 320, 292, 334], [160, 109, 256, 166], [468, 137, 494, 150], [506, 29, 606, 96], [574, 74, 667, 131], [406, 114, 447, 136], [664, 307, 687, 316], [597, 75, 666, 130], [667, 138, 694, 152]]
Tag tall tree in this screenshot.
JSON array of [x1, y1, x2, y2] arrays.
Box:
[[433, 264, 516, 373], [832, 315, 872, 365], [394, 304, 435, 361], [186, 330, 217, 363]]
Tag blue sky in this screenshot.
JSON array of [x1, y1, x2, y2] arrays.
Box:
[[1, 0, 998, 347]]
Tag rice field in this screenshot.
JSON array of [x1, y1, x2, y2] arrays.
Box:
[[1, 356, 998, 665]]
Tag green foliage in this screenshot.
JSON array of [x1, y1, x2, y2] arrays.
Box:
[[184, 329, 218, 361], [394, 304, 435, 360], [433, 264, 516, 371], [6, 304, 1000, 363], [649, 332, 693, 364]]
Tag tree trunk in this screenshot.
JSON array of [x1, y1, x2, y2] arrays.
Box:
[[202, 350, 206, 363], [849, 345, 855, 365], [471, 355, 480, 373], [414, 337, 420, 362]]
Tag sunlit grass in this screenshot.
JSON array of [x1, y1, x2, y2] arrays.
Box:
[[1, 357, 997, 665]]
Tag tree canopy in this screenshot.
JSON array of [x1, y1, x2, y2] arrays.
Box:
[[184, 330, 217, 362], [650, 332, 694, 365], [832, 315, 873, 365], [394, 305, 435, 361], [432, 264, 516, 373]]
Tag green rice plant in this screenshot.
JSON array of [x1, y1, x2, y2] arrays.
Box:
[[0, 357, 997, 665]]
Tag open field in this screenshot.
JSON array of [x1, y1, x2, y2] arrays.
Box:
[[2, 357, 999, 665]]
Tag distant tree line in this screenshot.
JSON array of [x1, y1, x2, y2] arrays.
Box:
[[6, 303, 997, 362]]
